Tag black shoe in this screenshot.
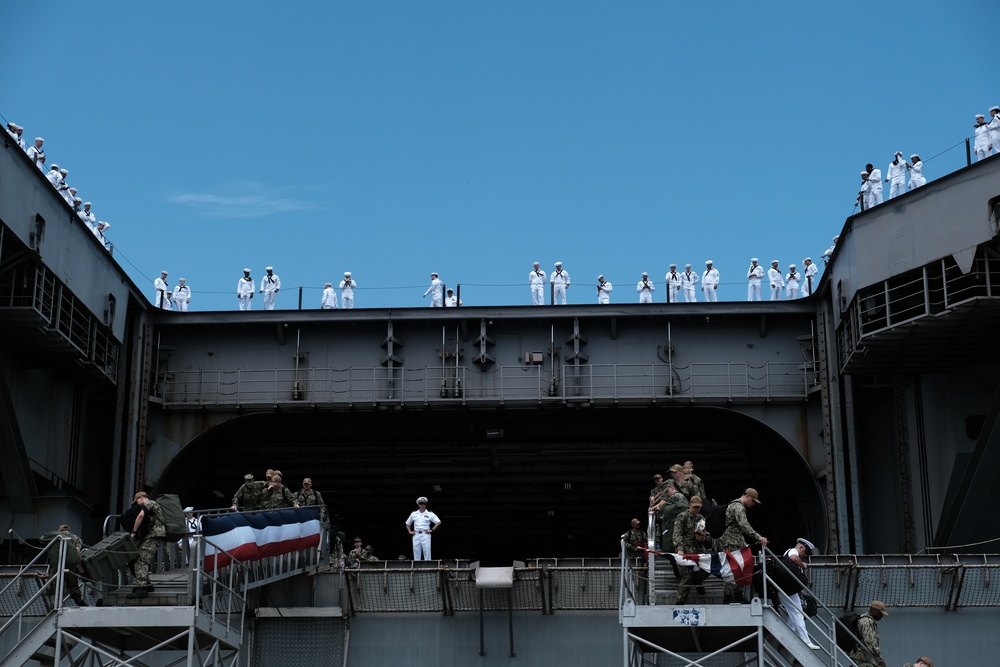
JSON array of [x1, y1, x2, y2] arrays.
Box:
[[144, 585, 155, 592], [696, 586, 707, 595], [71, 594, 88, 607], [126, 587, 148, 600], [721, 596, 734, 605]]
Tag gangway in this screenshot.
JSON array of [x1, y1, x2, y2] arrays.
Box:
[[0, 507, 328, 666], [620, 542, 883, 667]]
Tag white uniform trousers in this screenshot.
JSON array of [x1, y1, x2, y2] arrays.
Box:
[[888, 180, 905, 199], [553, 285, 567, 305], [412, 531, 432, 560], [786, 286, 800, 300], [639, 290, 653, 304], [239, 295, 253, 311], [531, 285, 544, 306], [702, 285, 718, 302], [778, 590, 811, 645], [747, 281, 761, 301], [682, 286, 696, 302], [770, 284, 782, 301], [174, 299, 189, 312], [263, 292, 277, 310], [342, 295, 354, 309]]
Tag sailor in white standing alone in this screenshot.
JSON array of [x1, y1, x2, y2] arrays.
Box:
[[237, 268, 254, 310], [637, 272, 655, 303], [173, 278, 191, 312], [802, 258, 818, 296], [529, 262, 546, 306], [405, 496, 441, 561], [747, 258, 764, 302], [339, 272, 356, 309], [550, 262, 570, 305], [260, 267, 280, 310], [702, 261, 720, 302]]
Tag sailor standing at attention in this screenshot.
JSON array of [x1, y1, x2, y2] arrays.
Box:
[[680, 264, 699, 303], [988, 107, 1000, 158], [886, 152, 907, 199], [785, 264, 801, 300], [529, 262, 546, 305], [864, 163, 883, 208], [173, 278, 191, 312], [637, 272, 655, 303], [768, 260, 784, 301], [237, 268, 255, 310], [974, 114, 991, 161], [153, 271, 170, 309], [666, 264, 682, 303], [702, 261, 720, 302], [746, 258, 764, 302], [405, 497, 441, 561], [906, 154, 926, 189], [260, 266, 281, 310], [339, 272, 356, 309], [802, 258, 818, 296], [597, 275, 613, 304], [550, 262, 570, 305]]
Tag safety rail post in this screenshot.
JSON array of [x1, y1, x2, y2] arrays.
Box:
[[273, 368, 278, 405]]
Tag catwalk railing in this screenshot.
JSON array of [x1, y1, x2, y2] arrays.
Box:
[[837, 245, 1000, 369], [159, 360, 818, 408]]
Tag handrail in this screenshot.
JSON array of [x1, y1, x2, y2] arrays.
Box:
[[760, 545, 879, 666]]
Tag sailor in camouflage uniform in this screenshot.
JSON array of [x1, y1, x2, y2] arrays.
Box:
[[230, 473, 263, 511], [681, 461, 707, 504], [297, 477, 325, 514], [347, 537, 379, 568], [624, 518, 647, 559], [54, 524, 87, 605], [128, 492, 165, 598], [260, 472, 300, 509], [902, 658, 932, 667], [654, 484, 688, 546], [719, 488, 768, 603], [673, 496, 711, 604], [850, 600, 888, 667]]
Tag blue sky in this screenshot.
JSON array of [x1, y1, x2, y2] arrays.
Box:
[[3, 2, 993, 310]]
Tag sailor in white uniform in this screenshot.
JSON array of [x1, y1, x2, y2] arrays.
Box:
[[680, 264, 699, 303], [260, 267, 280, 310], [637, 272, 654, 303], [423, 273, 444, 307], [153, 271, 170, 309], [665, 264, 682, 303], [747, 258, 764, 302], [26, 137, 45, 170], [822, 237, 838, 266], [339, 272, 356, 309], [92, 221, 110, 249], [858, 171, 871, 210], [237, 269, 255, 310], [802, 258, 818, 296], [597, 275, 613, 304], [906, 154, 926, 189], [550, 262, 570, 305], [445, 288, 462, 307], [173, 278, 191, 312], [405, 496, 441, 561], [989, 107, 1000, 159], [785, 265, 801, 300], [702, 261, 720, 302], [886, 152, 907, 199], [974, 114, 991, 161], [529, 262, 546, 305], [864, 163, 883, 208], [79, 202, 96, 229], [768, 261, 784, 301], [321, 282, 338, 309]]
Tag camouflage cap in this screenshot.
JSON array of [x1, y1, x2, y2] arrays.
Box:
[[302, 477, 312, 485], [668, 464, 683, 473], [744, 488, 761, 504], [689, 495, 703, 508], [133, 491, 148, 501], [653, 473, 663, 481], [244, 473, 254, 481], [631, 518, 641, 526], [353, 537, 362, 543], [870, 600, 888, 615], [917, 658, 933, 667]]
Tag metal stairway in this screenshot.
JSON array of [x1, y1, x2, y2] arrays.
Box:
[[0, 516, 329, 666]]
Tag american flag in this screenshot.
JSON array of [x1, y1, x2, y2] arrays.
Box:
[[667, 546, 755, 585]]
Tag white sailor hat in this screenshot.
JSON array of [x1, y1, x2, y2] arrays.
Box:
[[344, 271, 351, 276], [243, 267, 251, 273], [59, 168, 68, 175], [597, 274, 604, 280], [266, 266, 273, 271], [446, 288, 454, 293], [895, 151, 902, 156], [533, 261, 540, 265], [861, 171, 869, 176], [183, 506, 195, 513], [804, 257, 811, 262], [991, 106, 1000, 112], [771, 259, 779, 264], [705, 260, 713, 265], [910, 154, 919, 159], [35, 137, 44, 142], [431, 272, 438, 277], [324, 282, 332, 287], [976, 113, 985, 119], [97, 221, 110, 229], [73, 197, 82, 203], [83, 201, 91, 206], [750, 257, 758, 263], [50, 163, 59, 170], [416, 496, 428, 504], [161, 269, 168, 275], [642, 271, 648, 276], [669, 263, 676, 268], [179, 277, 186, 282], [796, 537, 816, 553], [789, 263, 796, 268], [555, 261, 562, 266], [684, 263, 691, 268]]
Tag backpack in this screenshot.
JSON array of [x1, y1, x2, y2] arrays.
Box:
[[155, 494, 188, 541], [119, 503, 150, 540], [835, 612, 861, 652], [705, 500, 736, 537]]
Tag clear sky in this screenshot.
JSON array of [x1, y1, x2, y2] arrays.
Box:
[[3, 2, 994, 310]]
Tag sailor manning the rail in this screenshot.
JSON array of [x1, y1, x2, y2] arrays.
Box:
[[529, 262, 546, 306], [153, 270, 170, 309], [260, 266, 281, 310], [886, 152, 907, 199], [768, 260, 784, 301], [637, 272, 655, 303], [339, 272, 357, 309], [864, 163, 883, 208], [321, 282, 337, 309], [173, 278, 191, 312], [702, 261, 720, 302], [680, 264, 699, 303], [801, 258, 818, 296], [550, 262, 570, 305], [423, 272, 444, 307], [666, 264, 682, 303], [746, 258, 764, 302], [237, 268, 254, 310], [785, 264, 801, 299], [597, 275, 613, 304]]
